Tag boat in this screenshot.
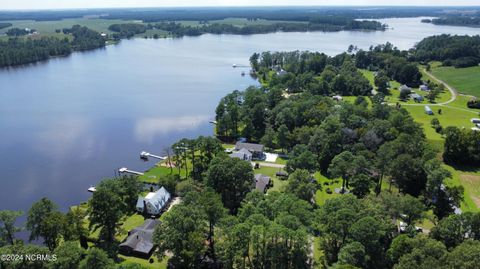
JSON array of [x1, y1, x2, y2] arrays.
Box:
[[232, 64, 237, 68], [241, 71, 245, 76], [88, 186, 97, 193], [209, 120, 218, 124]]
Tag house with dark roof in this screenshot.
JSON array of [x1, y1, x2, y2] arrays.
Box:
[[230, 148, 253, 161], [136, 187, 171, 216], [255, 174, 271, 193], [234, 142, 265, 160], [119, 219, 159, 258]]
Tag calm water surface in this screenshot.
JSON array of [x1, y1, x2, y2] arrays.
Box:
[[0, 17, 479, 215]]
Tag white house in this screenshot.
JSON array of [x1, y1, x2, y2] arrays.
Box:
[[136, 187, 171, 215]]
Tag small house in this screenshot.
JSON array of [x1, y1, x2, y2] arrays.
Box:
[[255, 174, 271, 193], [234, 142, 265, 160], [425, 106, 433, 115], [420, 85, 429, 91], [136, 187, 171, 216], [332, 95, 343, 101], [119, 219, 159, 258], [411, 93, 424, 102]]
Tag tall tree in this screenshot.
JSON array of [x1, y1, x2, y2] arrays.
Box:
[[26, 197, 58, 242], [0, 210, 23, 245], [205, 156, 254, 214]]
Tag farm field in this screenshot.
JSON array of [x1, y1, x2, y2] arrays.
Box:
[[430, 64, 480, 98]]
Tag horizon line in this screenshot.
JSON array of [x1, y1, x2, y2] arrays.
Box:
[[1, 5, 480, 12]]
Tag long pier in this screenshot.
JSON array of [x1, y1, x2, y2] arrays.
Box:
[[119, 167, 144, 176]]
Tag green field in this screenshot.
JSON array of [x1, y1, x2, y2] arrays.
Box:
[[430, 64, 480, 98]]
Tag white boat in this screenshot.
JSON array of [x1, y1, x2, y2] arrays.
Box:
[[232, 64, 237, 68], [88, 186, 96, 192]]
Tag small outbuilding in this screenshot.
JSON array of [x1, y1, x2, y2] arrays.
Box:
[[471, 118, 480, 124], [425, 106, 434, 115]]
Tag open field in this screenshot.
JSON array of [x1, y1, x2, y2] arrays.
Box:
[[430, 64, 480, 98]]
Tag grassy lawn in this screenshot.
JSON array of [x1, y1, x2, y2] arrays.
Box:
[[444, 164, 480, 212], [430, 64, 480, 98], [118, 255, 167, 269], [254, 165, 289, 193], [314, 172, 343, 206]]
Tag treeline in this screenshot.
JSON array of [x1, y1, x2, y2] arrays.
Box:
[[149, 19, 385, 37], [0, 7, 449, 21], [108, 23, 146, 39], [444, 126, 480, 166], [413, 35, 480, 68], [424, 15, 480, 27], [0, 22, 12, 29], [0, 25, 105, 67], [6, 27, 35, 36]]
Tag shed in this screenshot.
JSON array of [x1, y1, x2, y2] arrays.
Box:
[[425, 106, 433, 115]]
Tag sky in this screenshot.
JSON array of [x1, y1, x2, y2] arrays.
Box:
[[1, 0, 480, 10]]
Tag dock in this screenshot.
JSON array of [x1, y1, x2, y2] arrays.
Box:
[[140, 151, 167, 160], [119, 167, 144, 176]]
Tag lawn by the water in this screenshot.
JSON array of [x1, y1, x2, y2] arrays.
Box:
[[430, 65, 480, 97]]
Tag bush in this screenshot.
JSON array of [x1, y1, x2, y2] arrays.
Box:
[[467, 99, 480, 109]]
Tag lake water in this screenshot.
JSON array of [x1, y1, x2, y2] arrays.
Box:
[[0, 17, 479, 215]]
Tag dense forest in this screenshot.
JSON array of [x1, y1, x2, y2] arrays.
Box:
[[0, 25, 105, 67], [108, 23, 147, 39], [412, 35, 480, 68], [422, 14, 480, 27], [149, 19, 385, 37]]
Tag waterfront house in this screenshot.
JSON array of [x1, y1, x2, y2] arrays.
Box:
[[230, 148, 253, 161], [119, 219, 159, 258], [234, 142, 265, 160], [136, 187, 171, 216], [255, 174, 271, 193]]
